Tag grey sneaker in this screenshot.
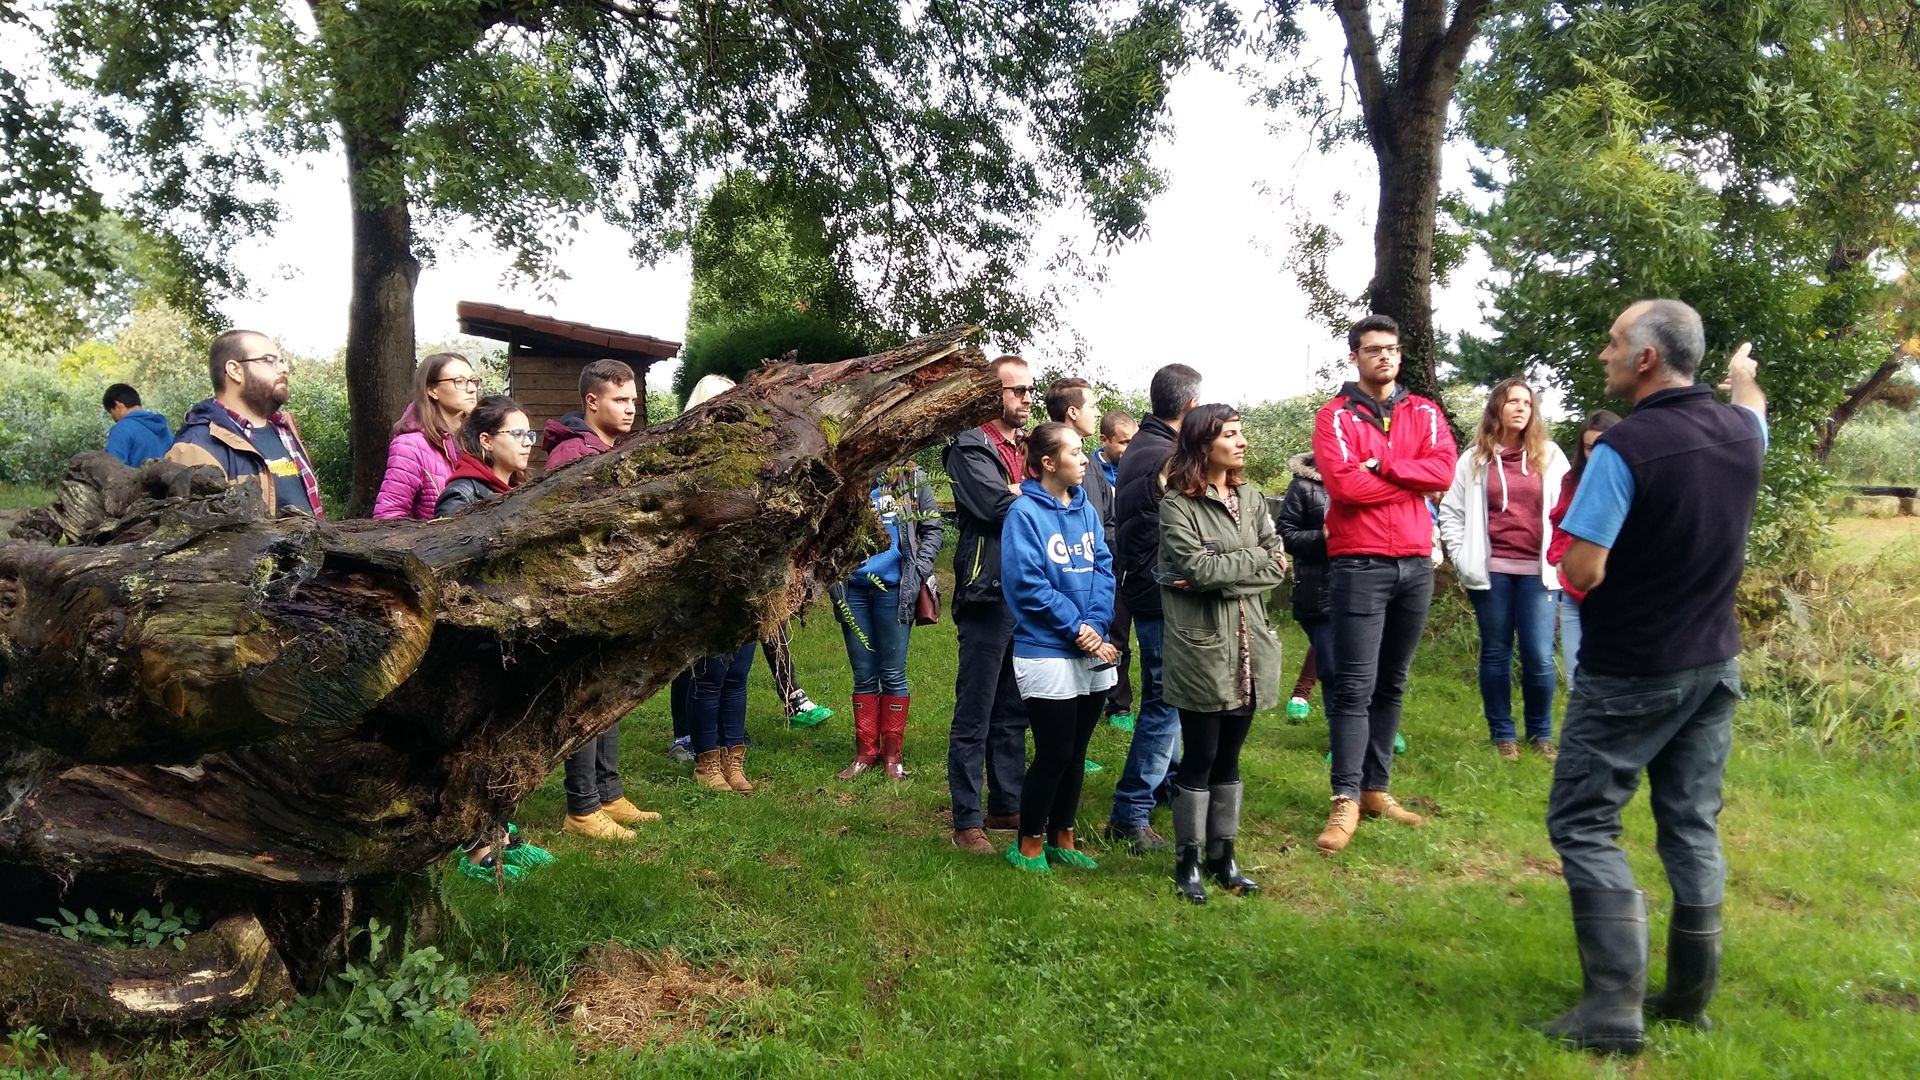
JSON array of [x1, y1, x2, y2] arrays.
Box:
[[666, 736, 695, 764], [1104, 823, 1170, 854]]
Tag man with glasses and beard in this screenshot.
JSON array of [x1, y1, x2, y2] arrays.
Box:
[[168, 329, 324, 517]]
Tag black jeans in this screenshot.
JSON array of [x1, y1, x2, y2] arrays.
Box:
[[1175, 704, 1253, 789], [563, 724, 622, 815], [1327, 555, 1434, 799], [1105, 592, 1134, 715], [1019, 693, 1103, 838], [948, 600, 1030, 829]]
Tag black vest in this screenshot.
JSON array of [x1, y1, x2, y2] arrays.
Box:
[[1578, 385, 1764, 677]]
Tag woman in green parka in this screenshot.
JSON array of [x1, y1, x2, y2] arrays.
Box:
[[1158, 403, 1289, 904]]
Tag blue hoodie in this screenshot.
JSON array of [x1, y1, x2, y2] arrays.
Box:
[[1001, 478, 1115, 659], [105, 408, 174, 467], [850, 478, 905, 587]]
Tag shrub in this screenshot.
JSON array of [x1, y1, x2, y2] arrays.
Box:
[[673, 310, 876, 404]]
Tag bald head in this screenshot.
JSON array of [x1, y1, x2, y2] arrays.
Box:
[[1621, 300, 1705, 379]]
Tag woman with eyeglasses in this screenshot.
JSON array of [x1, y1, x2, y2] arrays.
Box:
[[374, 353, 480, 519], [433, 395, 550, 881], [435, 395, 534, 517]]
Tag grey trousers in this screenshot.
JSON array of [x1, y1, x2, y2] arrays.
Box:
[[1546, 659, 1741, 905]]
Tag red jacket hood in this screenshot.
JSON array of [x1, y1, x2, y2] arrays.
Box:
[[447, 451, 513, 494], [1310, 384, 1458, 558]]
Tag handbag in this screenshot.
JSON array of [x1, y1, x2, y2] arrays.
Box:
[[914, 576, 940, 626]]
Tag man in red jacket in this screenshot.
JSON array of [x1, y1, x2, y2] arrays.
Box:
[[1309, 314, 1458, 855]]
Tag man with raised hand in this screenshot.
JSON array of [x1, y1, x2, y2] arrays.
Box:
[[1309, 314, 1457, 855], [1533, 301, 1766, 1055], [943, 355, 1035, 855]]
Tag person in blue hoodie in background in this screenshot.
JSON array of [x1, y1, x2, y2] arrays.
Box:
[[1001, 421, 1119, 875], [101, 384, 173, 467]]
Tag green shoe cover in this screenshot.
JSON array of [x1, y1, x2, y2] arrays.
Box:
[[502, 840, 555, 868], [1083, 758, 1103, 774], [789, 704, 833, 728], [1044, 844, 1099, 870], [456, 853, 525, 884], [1394, 732, 1408, 754], [1004, 843, 1050, 874], [1107, 713, 1135, 733]]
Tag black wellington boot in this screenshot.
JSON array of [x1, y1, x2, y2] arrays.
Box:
[[1170, 786, 1208, 905], [1532, 888, 1648, 1055], [1645, 901, 1722, 1030], [1204, 782, 1259, 895]]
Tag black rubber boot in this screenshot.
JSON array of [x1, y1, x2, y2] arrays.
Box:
[[1532, 888, 1648, 1055], [1645, 901, 1722, 1030], [1204, 782, 1259, 895], [1171, 786, 1208, 905]]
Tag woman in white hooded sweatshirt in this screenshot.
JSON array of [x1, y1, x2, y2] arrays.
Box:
[[1439, 378, 1569, 761]]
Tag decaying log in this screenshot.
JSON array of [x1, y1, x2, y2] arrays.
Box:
[[0, 327, 994, 1011], [0, 913, 293, 1029]]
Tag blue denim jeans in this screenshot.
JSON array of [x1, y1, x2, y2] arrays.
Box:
[[1108, 613, 1181, 831], [839, 582, 912, 696], [1559, 592, 1582, 693], [1465, 572, 1559, 743], [1546, 660, 1741, 905], [689, 641, 756, 753]]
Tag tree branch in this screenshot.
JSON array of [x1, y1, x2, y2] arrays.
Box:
[[1817, 343, 1910, 461], [1330, 0, 1393, 142]]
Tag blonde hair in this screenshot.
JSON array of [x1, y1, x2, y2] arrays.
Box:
[[1472, 377, 1550, 472], [682, 374, 736, 413]]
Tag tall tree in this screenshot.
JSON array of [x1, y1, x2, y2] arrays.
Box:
[[43, 0, 1211, 514], [1460, 0, 1920, 563], [1257, 0, 1497, 411]]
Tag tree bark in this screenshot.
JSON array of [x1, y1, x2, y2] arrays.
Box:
[[341, 125, 421, 519], [1333, 0, 1491, 421], [0, 329, 993, 1014]]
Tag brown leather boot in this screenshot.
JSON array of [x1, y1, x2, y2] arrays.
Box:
[[1361, 789, 1425, 826], [879, 693, 910, 780], [693, 749, 732, 792], [836, 692, 882, 780], [951, 827, 994, 855], [598, 797, 661, 824], [1315, 795, 1360, 855], [722, 744, 754, 793]]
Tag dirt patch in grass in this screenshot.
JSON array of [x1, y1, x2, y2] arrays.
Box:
[[1863, 987, 1920, 1012], [463, 968, 546, 1031], [557, 943, 762, 1048]]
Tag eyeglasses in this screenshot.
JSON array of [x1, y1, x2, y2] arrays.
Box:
[[237, 354, 291, 371], [1002, 385, 1035, 397], [1357, 344, 1402, 358], [435, 376, 482, 389], [497, 428, 537, 445]]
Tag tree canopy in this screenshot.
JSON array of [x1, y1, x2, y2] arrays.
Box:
[[1459, 0, 1920, 563]]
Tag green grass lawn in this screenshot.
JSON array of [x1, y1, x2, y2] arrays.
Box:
[[26, 532, 1920, 1079]]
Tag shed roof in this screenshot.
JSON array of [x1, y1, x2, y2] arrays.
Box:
[[456, 301, 682, 362]]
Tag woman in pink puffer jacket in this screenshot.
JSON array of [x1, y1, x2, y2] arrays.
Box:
[[373, 352, 479, 520]]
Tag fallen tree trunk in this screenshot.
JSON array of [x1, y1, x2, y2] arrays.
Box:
[[0, 327, 993, 1018]]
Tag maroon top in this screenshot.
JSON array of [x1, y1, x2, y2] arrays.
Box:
[[983, 422, 1023, 482], [1487, 445, 1544, 564]]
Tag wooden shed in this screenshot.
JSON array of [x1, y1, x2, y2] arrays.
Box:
[[455, 301, 681, 469]]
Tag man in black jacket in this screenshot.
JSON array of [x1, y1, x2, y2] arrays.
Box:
[[1103, 363, 1201, 853], [942, 355, 1035, 855]]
